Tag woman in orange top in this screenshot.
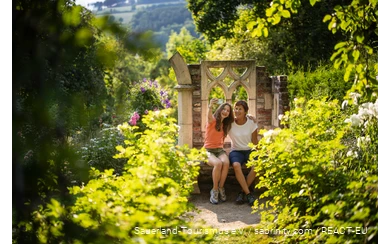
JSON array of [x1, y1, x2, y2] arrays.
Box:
[[204, 98, 234, 204]]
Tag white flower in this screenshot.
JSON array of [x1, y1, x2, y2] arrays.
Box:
[[278, 114, 284, 120], [263, 129, 281, 143], [344, 114, 360, 127]]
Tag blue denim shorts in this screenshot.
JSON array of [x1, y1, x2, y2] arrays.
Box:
[[229, 150, 253, 166], [206, 148, 226, 158]]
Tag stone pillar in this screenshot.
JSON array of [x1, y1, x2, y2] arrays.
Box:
[[175, 85, 194, 147], [169, 52, 194, 147], [169, 53, 200, 194]]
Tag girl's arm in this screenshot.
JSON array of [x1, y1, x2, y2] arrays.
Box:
[[207, 98, 218, 123], [247, 114, 257, 123]]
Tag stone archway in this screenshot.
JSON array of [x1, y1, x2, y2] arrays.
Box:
[[200, 60, 257, 143], [169, 52, 289, 193]]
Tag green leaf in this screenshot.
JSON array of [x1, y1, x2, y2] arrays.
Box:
[[251, 27, 262, 37], [266, 8, 275, 17], [281, 10, 291, 18], [273, 15, 281, 25], [309, 0, 318, 6], [263, 27, 269, 37], [246, 21, 257, 30], [352, 49, 360, 62], [334, 42, 347, 50], [323, 15, 332, 22], [356, 35, 365, 44]]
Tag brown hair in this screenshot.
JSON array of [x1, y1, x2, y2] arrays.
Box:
[[234, 100, 249, 113], [214, 103, 234, 137]]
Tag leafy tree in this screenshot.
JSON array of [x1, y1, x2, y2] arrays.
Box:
[[13, 0, 158, 242], [245, 0, 378, 102], [188, 0, 351, 72], [166, 27, 208, 64], [187, 0, 259, 43]]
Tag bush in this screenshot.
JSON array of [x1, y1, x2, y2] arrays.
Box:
[[288, 64, 352, 103], [78, 124, 127, 175], [128, 79, 171, 130], [249, 98, 378, 243], [20, 109, 213, 243]]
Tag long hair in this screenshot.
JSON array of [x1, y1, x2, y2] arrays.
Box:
[[214, 103, 234, 137]]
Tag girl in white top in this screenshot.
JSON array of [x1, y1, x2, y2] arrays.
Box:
[[228, 100, 258, 206]]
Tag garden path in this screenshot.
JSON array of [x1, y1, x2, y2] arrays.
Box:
[[187, 182, 264, 230]]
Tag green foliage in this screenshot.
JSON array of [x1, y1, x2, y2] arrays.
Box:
[[78, 124, 127, 175], [74, 78, 171, 177], [128, 78, 172, 130], [187, 0, 265, 43], [287, 63, 352, 103], [166, 27, 208, 64], [246, 0, 377, 102], [13, 0, 160, 242], [249, 98, 378, 243], [323, 0, 378, 102], [189, 0, 346, 73], [20, 109, 213, 243]]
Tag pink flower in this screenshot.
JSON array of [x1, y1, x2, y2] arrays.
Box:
[[129, 111, 140, 126]]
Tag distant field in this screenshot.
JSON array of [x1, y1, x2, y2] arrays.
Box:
[[107, 12, 135, 25], [95, 5, 134, 15], [136, 1, 185, 10], [95, 1, 185, 15], [94, 1, 186, 26]]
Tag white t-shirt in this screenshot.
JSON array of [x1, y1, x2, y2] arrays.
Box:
[[228, 119, 258, 150]]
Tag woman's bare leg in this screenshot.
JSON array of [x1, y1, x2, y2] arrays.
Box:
[[232, 162, 250, 194]]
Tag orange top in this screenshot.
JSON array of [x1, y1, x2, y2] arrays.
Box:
[[204, 118, 224, 149]]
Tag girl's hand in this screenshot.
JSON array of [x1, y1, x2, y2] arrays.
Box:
[[209, 98, 218, 106], [247, 114, 256, 122]]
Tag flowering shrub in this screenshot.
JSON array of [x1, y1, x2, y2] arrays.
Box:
[[77, 79, 172, 175], [249, 97, 378, 243], [128, 78, 172, 131]]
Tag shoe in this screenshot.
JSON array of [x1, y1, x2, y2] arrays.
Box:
[[210, 189, 219, 204], [247, 193, 256, 206], [235, 191, 246, 204], [219, 187, 226, 202]]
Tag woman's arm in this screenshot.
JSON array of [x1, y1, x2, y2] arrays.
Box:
[[251, 129, 258, 145]]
